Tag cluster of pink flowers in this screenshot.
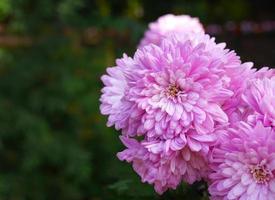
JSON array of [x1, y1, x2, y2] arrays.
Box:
[[100, 14, 275, 200]]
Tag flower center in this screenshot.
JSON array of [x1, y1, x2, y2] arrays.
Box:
[[167, 84, 180, 98], [250, 164, 272, 184]]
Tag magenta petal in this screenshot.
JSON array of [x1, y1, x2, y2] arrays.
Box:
[[187, 137, 202, 152], [207, 103, 228, 123]]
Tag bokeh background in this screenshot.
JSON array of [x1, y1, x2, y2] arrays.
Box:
[[0, 0, 274, 200]]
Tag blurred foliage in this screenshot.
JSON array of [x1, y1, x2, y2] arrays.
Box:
[[0, 0, 274, 199]]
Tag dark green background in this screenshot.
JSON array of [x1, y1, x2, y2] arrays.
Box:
[[0, 0, 274, 199]]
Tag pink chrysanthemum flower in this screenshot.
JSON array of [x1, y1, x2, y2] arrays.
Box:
[[118, 136, 209, 194], [208, 122, 275, 200], [242, 76, 275, 127], [100, 32, 254, 193], [139, 14, 204, 47], [125, 34, 252, 148], [100, 33, 254, 141]]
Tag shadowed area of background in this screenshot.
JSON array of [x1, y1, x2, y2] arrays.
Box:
[[0, 0, 274, 200]]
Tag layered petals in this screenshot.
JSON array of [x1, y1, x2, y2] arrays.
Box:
[[208, 122, 275, 200], [242, 74, 275, 127], [118, 136, 209, 194]]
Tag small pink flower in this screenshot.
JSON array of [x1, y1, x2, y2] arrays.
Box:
[[139, 14, 204, 47], [208, 122, 275, 200]]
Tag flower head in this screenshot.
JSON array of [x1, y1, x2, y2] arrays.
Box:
[[126, 33, 252, 148], [139, 14, 204, 47], [208, 122, 275, 200]]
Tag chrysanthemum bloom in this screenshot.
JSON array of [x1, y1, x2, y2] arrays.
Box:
[[242, 76, 275, 127], [208, 122, 275, 200], [118, 136, 209, 194], [139, 14, 204, 47], [124, 33, 252, 149], [100, 32, 253, 193]]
